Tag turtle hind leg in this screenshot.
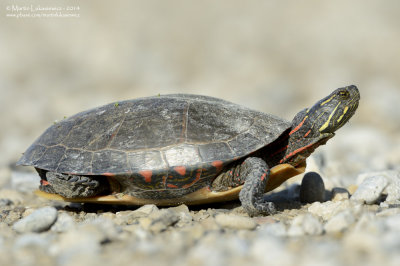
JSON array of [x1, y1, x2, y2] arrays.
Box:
[[43, 172, 110, 198], [239, 157, 276, 217]]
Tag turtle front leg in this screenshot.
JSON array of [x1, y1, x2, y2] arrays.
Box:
[[40, 172, 110, 198], [239, 157, 276, 217]]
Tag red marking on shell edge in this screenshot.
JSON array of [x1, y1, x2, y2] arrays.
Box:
[[289, 116, 307, 135], [182, 170, 202, 189], [102, 172, 116, 177], [40, 180, 50, 186], [174, 166, 187, 176], [196, 169, 202, 179], [211, 160, 224, 172], [139, 170, 153, 183], [167, 184, 179, 188]]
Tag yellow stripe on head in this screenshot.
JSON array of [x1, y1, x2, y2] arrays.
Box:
[[319, 103, 340, 132], [320, 95, 335, 106], [336, 106, 349, 123]]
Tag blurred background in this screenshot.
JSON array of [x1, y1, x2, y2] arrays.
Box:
[[1, 0, 400, 181]]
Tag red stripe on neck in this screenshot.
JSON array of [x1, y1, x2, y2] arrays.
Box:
[[289, 116, 307, 135], [280, 142, 315, 164]]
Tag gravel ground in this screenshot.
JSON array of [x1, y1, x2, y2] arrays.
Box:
[[1, 1, 400, 266], [2, 157, 400, 266]]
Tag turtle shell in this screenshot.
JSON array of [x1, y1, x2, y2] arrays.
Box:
[[18, 94, 292, 200]]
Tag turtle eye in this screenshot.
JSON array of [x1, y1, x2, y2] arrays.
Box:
[[337, 90, 350, 99]]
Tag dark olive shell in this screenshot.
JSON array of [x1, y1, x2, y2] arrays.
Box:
[[18, 94, 290, 193]]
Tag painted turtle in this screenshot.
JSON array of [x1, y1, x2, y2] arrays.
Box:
[[17, 85, 360, 216]]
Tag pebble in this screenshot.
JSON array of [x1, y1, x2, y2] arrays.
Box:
[[351, 174, 388, 204], [301, 213, 324, 235], [1, 208, 25, 225], [168, 205, 193, 226], [49, 225, 103, 264], [12, 207, 58, 233], [324, 210, 356, 234], [258, 222, 287, 237], [331, 187, 350, 201], [347, 184, 358, 195], [381, 170, 400, 202], [299, 172, 326, 203], [288, 214, 323, 236], [115, 204, 159, 225], [308, 200, 353, 220], [14, 233, 52, 249], [215, 213, 257, 230], [50, 212, 76, 232], [139, 209, 180, 233]]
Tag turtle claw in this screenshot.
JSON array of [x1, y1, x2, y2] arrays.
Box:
[[69, 176, 79, 182]]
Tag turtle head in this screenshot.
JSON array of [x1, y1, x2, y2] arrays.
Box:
[[305, 85, 360, 136], [281, 85, 360, 165]]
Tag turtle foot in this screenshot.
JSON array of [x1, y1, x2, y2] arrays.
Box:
[[40, 172, 110, 198], [238, 157, 277, 217]]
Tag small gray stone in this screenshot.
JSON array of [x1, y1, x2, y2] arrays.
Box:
[[2, 208, 24, 225], [308, 200, 352, 220], [140, 209, 180, 233], [115, 204, 159, 225], [300, 172, 326, 203], [356, 171, 400, 202], [288, 214, 323, 236], [331, 187, 350, 201], [12, 207, 58, 233], [258, 222, 287, 237], [302, 214, 324, 235], [351, 175, 388, 204], [82, 217, 122, 241], [287, 223, 303, 237], [168, 205, 193, 226], [324, 210, 356, 233], [14, 233, 52, 249], [382, 170, 400, 202], [353, 212, 384, 234], [51, 212, 76, 232], [136, 204, 159, 215], [49, 225, 103, 263], [215, 213, 257, 230]]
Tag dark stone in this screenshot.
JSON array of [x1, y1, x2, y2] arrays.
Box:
[[300, 172, 326, 203]]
